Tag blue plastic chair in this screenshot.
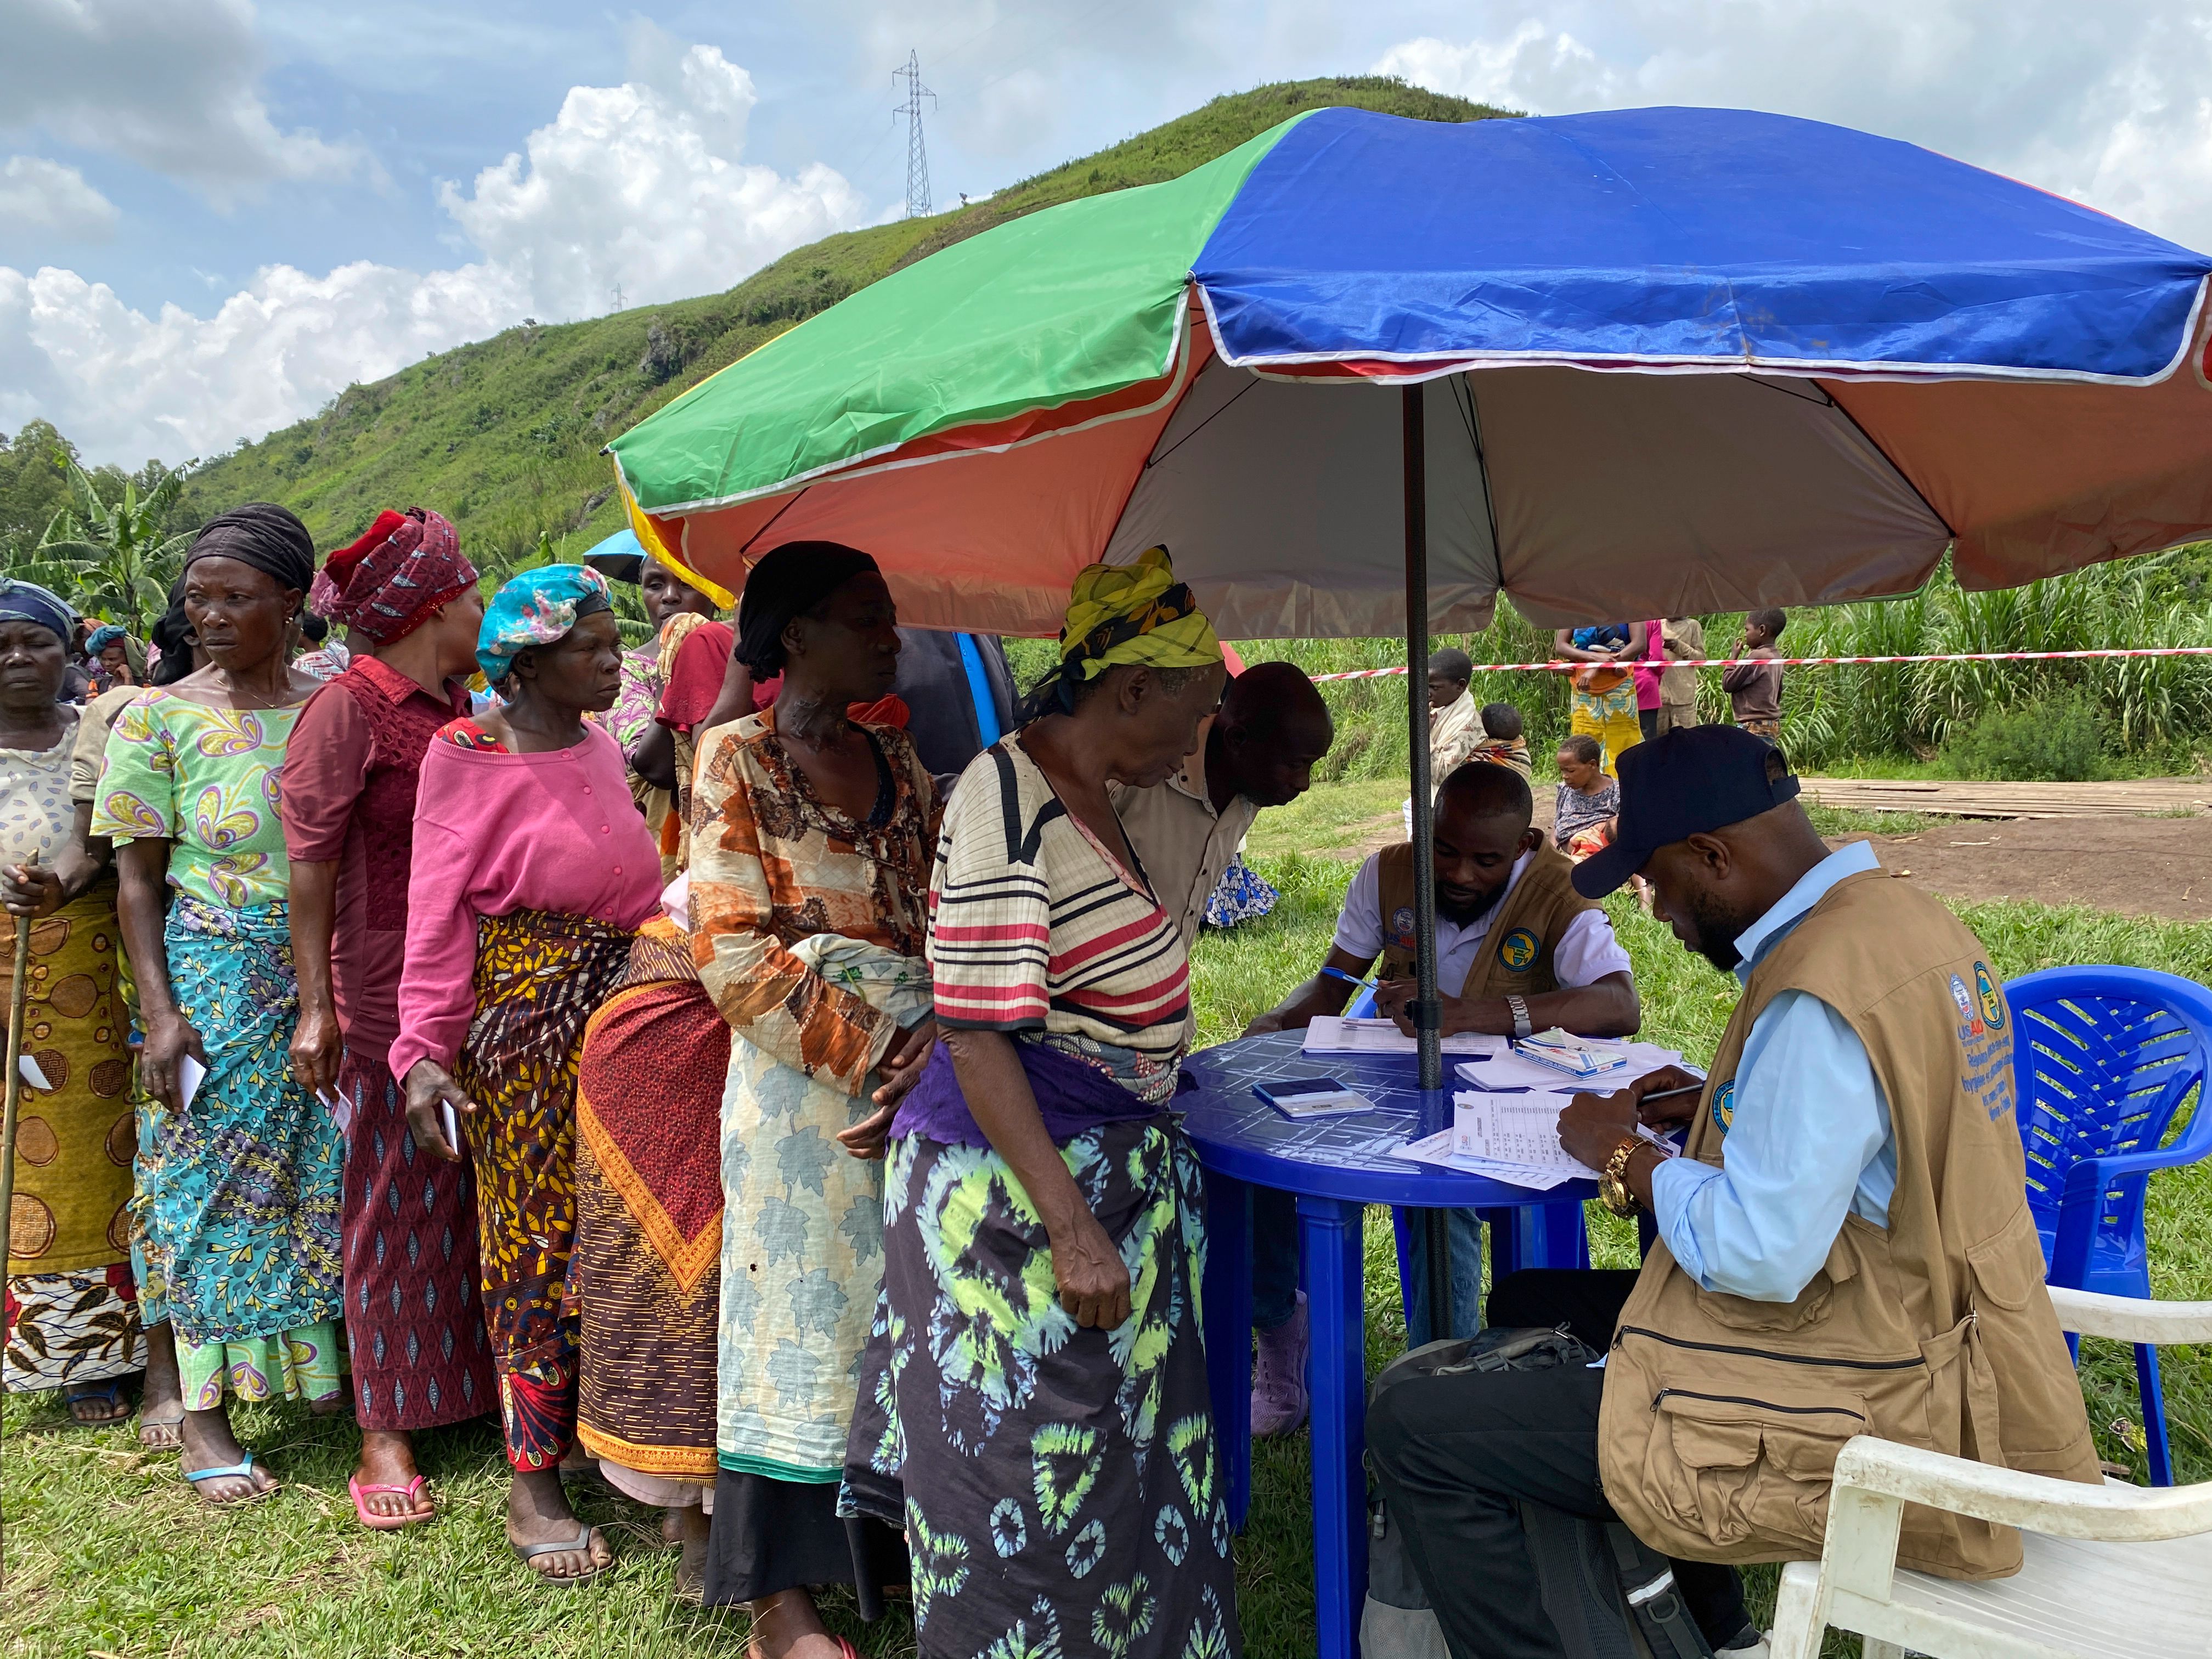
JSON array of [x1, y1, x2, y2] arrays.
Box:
[[2009, 965, 2212, 1486]]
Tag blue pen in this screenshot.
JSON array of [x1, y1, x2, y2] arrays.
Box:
[[1320, 964, 1378, 995]]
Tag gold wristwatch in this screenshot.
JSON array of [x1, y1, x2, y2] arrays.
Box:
[[1599, 1137, 1645, 1217]]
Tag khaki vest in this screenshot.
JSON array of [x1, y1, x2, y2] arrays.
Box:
[[1374, 840, 1600, 1001], [1597, 870, 2101, 1579]]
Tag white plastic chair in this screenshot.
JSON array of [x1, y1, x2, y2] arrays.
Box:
[[1768, 1286, 2212, 1659]]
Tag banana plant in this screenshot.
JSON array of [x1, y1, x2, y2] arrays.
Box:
[[7, 458, 194, 634]]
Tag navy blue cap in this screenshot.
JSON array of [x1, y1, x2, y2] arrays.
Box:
[[1571, 725, 1801, 898]]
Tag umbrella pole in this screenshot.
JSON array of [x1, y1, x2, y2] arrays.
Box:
[[0, 871, 33, 1587], [1402, 385, 1453, 1339]]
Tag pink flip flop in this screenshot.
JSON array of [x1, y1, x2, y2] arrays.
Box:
[[349, 1471, 435, 1531]]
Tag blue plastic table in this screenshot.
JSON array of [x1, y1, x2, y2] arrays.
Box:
[[1181, 1030, 1596, 1659]]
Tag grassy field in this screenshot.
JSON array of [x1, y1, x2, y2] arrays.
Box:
[[8, 786, 2209, 1656]]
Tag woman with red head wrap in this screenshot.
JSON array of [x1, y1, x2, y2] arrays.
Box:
[[280, 507, 495, 1530]]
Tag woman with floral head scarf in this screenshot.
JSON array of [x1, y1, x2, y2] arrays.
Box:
[[91, 504, 342, 1508], [390, 563, 660, 1585], [841, 546, 1242, 1658]]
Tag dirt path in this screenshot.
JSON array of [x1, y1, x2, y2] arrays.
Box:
[[1323, 791, 2212, 921], [1853, 815, 2212, 922]]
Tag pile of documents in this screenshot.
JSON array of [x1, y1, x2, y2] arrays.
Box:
[[1392, 1040, 1692, 1189], [1510, 1029, 1629, 1080], [1300, 1014, 1493, 1056]]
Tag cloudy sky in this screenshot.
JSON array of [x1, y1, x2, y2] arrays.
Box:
[[8, 0, 2212, 465]]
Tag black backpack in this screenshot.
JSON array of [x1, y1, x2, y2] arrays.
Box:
[[1362, 1327, 1715, 1659]]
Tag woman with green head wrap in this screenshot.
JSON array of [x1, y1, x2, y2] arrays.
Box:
[[842, 546, 1243, 1658]]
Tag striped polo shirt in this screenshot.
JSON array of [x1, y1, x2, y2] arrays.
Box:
[[928, 736, 1190, 1097]]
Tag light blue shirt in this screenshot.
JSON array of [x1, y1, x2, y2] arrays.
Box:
[[1650, 841, 1897, 1302]]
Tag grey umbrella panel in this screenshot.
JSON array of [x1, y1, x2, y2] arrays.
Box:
[[1104, 357, 1954, 637]]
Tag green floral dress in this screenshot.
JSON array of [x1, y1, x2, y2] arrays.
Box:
[[92, 692, 343, 1407]]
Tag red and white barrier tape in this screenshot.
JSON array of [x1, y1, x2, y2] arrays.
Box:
[[1307, 646, 2212, 683]]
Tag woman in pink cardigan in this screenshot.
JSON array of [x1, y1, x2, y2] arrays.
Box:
[[391, 565, 659, 1587]]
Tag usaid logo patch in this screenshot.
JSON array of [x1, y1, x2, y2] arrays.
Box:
[[1391, 905, 1418, 947]]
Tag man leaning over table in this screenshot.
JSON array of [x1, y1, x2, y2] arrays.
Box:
[[1365, 725, 2101, 1659], [1245, 761, 1640, 1391], [1115, 661, 1335, 1441]]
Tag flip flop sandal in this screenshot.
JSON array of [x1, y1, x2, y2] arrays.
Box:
[[65, 1380, 131, 1425], [181, 1451, 278, 1508], [137, 1407, 185, 1449], [349, 1472, 435, 1531], [514, 1525, 609, 1587]]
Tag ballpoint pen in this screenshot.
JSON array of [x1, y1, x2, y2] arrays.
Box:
[[1319, 965, 1379, 995]]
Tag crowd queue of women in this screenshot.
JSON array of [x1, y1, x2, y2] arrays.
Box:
[[1, 503, 1242, 1656]]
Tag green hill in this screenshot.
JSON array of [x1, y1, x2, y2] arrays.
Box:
[[178, 77, 1513, 573]]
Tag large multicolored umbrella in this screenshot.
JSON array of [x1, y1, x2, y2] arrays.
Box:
[[607, 103, 2212, 1133], [608, 104, 2212, 638]]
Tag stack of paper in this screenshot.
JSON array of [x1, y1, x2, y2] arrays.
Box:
[[1456, 1040, 1687, 1095], [1451, 1092, 1590, 1171], [1512, 1029, 1630, 1080], [1301, 1015, 1498, 1057], [1391, 1125, 1582, 1190]]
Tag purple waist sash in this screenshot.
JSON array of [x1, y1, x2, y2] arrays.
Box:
[[890, 1037, 1193, 1148]]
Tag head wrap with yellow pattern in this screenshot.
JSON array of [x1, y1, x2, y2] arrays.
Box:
[[1056, 545, 1221, 684]]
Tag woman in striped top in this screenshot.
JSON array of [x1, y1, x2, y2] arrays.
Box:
[[842, 548, 1242, 1658]]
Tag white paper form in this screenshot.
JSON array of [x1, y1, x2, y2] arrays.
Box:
[[1451, 1092, 1593, 1178], [1303, 1015, 1500, 1057], [1390, 1127, 1581, 1190]]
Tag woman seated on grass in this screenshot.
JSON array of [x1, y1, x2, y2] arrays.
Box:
[[1553, 732, 1620, 862]]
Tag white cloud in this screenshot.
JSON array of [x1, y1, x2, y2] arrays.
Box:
[[0, 157, 119, 241], [0, 0, 367, 206], [1374, 2, 2212, 254], [441, 36, 861, 321], [1, 38, 864, 464]]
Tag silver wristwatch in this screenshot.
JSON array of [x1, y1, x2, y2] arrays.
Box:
[[1506, 994, 1533, 1039]]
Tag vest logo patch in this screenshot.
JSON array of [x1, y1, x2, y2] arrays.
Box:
[[1974, 962, 2006, 1032], [1951, 972, 1989, 1039], [1497, 927, 1540, 972], [1711, 1080, 1735, 1135], [1391, 906, 1418, 949]]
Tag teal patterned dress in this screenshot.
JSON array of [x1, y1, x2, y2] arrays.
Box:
[[842, 1115, 1238, 1658], [92, 691, 344, 1407]]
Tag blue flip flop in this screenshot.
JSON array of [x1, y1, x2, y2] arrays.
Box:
[[182, 1451, 278, 1507], [64, 1379, 130, 1424]]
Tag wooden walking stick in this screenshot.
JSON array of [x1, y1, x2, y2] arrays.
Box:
[[0, 854, 37, 1587]]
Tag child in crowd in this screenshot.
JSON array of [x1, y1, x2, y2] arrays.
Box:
[[1424, 647, 1480, 777], [1470, 701, 1531, 780], [1551, 732, 1620, 861], [1723, 606, 1787, 741]]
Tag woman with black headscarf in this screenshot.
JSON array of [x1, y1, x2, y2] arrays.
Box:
[[92, 504, 341, 1506], [64, 579, 205, 1449]]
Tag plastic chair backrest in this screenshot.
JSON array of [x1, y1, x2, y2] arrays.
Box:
[[2008, 965, 2212, 1272]]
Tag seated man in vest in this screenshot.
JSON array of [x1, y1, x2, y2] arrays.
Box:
[[1365, 726, 2100, 1659], [1248, 761, 1639, 1356], [1116, 661, 1334, 1438]]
